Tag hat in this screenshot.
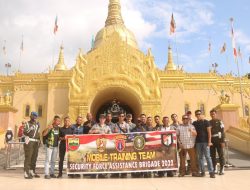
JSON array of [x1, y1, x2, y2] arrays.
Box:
[[30, 111, 38, 117], [186, 111, 192, 115]]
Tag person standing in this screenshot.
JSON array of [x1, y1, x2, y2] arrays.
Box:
[[105, 113, 115, 132], [126, 114, 136, 132], [170, 114, 180, 130], [176, 115, 200, 177], [89, 114, 112, 178], [146, 116, 155, 131], [111, 112, 130, 178], [154, 115, 163, 131], [157, 116, 175, 177], [83, 113, 96, 134], [23, 112, 41, 179], [131, 114, 147, 178], [193, 110, 215, 178], [71, 116, 84, 135], [57, 116, 73, 178], [42, 115, 61, 179], [209, 109, 225, 175]]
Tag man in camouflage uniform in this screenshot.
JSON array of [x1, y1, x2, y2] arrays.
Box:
[[23, 112, 41, 179]]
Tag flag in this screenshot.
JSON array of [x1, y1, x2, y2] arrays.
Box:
[[238, 47, 242, 59], [208, 41, 211, 53], [54, 16, 58, 34], [220, 43, 226, 54], [2, 40, 6, 55], [230, 18, 237, 58], [170, 13, 176, 35], [20, 37, 24, 52]]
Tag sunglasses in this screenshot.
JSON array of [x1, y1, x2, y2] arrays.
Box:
[[195, 113, 201, 116], [119, 115, 125, 117], [182, 118, 188, 120]]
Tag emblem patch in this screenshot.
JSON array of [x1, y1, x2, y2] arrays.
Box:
[[114, 135, 127, 152], [68, 138, 80, 151], [161, 134, 173, 147], [133, 135, 145, 150], [96, 138, 107, 153]]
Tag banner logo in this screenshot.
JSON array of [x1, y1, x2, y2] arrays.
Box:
[[161, 134, 173, 147], [68, 138, 80, 151], [96, 138, 107, 152], [115, 135, 127, 152], [133, 136, 145, 150]]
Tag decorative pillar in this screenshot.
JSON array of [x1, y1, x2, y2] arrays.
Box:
[[214, 104, 240, 132]]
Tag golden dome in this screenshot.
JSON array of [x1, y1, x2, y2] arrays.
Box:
[[93, 0, 138, 50]]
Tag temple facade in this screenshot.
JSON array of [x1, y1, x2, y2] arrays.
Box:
[[0, 0, 250, 146]]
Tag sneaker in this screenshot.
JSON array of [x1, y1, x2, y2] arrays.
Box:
[[44, 175, 51, 179], [30, 170, 40, 178], [178, 174, 185, 177], [24, 172, 32, 179], [200, 172, 205, 177], [57, 174, 63, 178], [50, 174, 57, 178]]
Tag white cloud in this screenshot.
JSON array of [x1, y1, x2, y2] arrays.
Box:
[[0, 0, 156, 73]]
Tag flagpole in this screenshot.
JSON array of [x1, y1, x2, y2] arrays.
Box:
[[230, 18, 245, 117], [235, 57, 245, 117], [174, 33, 179, 66], [18, 35, 23, 72]]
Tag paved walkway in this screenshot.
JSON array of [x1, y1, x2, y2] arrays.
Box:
[[0, 169, 249, 190]]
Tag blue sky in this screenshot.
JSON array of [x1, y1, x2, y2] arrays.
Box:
[[0, 0, 249, 76]]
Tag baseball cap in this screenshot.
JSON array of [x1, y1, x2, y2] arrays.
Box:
[[30, 112, 38, 117]]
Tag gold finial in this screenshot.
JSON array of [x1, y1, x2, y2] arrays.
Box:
[[54, 45, 67, 71], [105, 0, 124, 26], [165, 45, 176, 71]]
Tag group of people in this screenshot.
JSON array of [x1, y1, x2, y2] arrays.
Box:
[[21, 109, 225, 179]]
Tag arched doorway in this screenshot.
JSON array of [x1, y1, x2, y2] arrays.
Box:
[[90, 87, 141, 122]]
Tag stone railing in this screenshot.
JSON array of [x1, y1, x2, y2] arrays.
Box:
[[238, 117, 250, 134]]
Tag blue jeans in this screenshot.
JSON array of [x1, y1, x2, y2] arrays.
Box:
[[196, 143, 214, 173], [45, 147, 58, 175]]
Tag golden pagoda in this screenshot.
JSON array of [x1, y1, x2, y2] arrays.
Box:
[[0, 0, 250, 152]]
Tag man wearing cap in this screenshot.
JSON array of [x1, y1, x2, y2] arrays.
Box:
[[176, 115, 200, 177], [23, 112, 41, 179], [89, 114, 111, 178], [193, 110, 215, 178], [126, 114, 136, 132], [209, 109, 225, 175]]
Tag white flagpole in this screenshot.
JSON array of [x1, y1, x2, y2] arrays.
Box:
[[231, 18, 245, 117], [18, 35, 23, 72]]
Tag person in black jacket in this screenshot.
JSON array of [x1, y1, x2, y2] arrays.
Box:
[[209, 109, 225, 175], [57, 116, 73, 178]]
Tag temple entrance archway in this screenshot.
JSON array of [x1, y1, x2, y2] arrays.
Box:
[[90, 87, 142, 122]]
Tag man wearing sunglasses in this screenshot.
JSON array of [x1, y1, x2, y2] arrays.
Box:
[[176, 115, 200, 177], [193, 110, 215, 178]]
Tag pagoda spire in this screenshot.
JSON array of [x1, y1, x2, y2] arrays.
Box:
[[105, 0, 124, 27], [54, 45, 67, 71], [165, 45, 176, 71]]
